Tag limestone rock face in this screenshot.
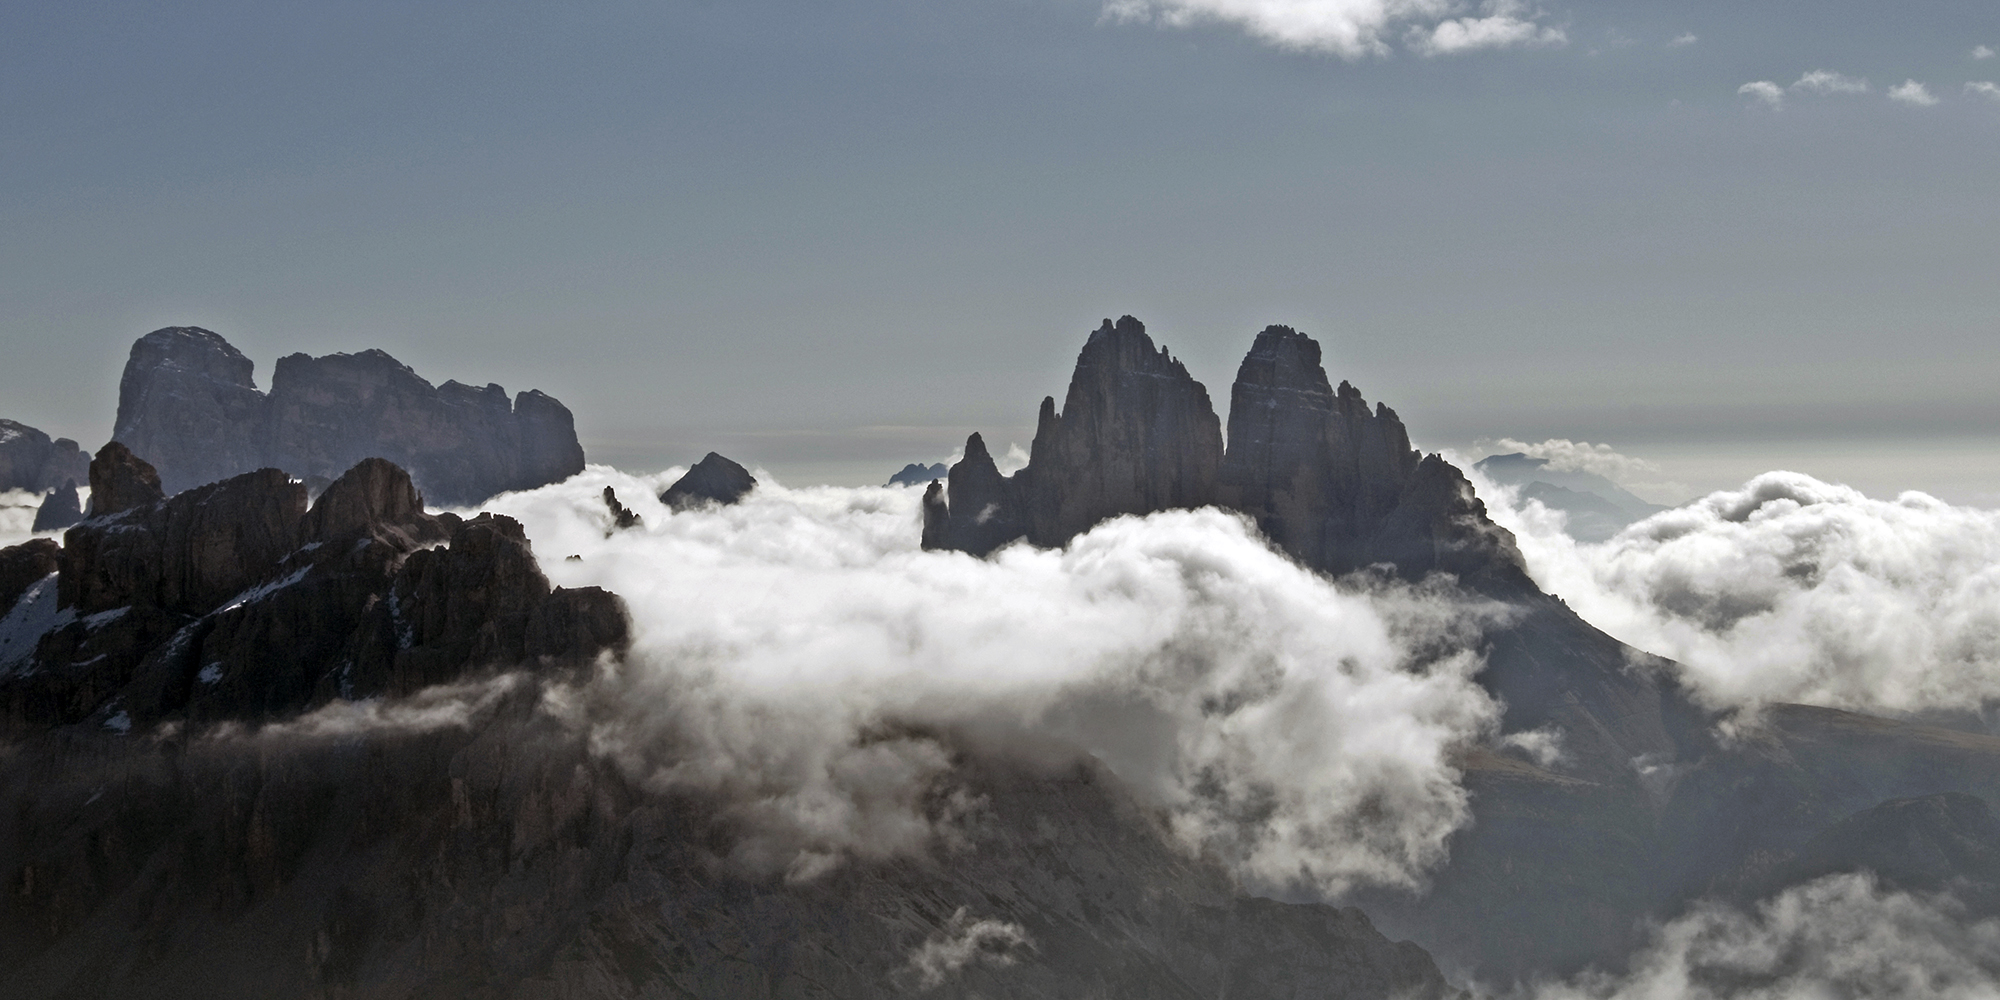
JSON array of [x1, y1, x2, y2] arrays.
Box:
[[263, 350, 587, 506], [30, 480, 83, 533], [109, 327, 586, 505], [920, 480, 950, 550], [61, 466, 307, 617], [1217, 326, 1530, 588], [1022, 316, 1223, 546], [300, 456, 439, 546], [927, 317, 1224, 552], [111, 328, 267, 495], [935, 433, 1025, 556], [0, 539, 59, 613], [0, 420, 89, 494], [2, 458, 627, 729], [84, 441, 164, 518], [661, 452, 756, 511]]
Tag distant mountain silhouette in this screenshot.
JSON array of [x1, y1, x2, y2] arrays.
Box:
[[111, 326, 585, 506]]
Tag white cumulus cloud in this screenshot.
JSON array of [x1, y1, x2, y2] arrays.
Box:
[[1476, 468, 2000, 716], [1102, 0, 1565, 58], [1409, 0, 1567, 56], [1791, 70, 1870, 95], [1889, 80, 1939, 106], [1969, 81, 2000, 101], [479, 468, 1503, 894], [1974, 45, 1995, 60], [1737, 81, 1784, 108]]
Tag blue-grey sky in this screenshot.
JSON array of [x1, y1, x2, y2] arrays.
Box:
[[3, 0, 1997, 501]]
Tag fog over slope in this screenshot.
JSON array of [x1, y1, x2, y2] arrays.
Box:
[[470, 466, 1504, 894]]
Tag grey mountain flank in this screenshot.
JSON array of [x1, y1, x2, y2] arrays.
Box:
[[111, 326, 586, 505]]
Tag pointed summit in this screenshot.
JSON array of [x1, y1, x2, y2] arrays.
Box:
[[925, 316, 1223, 553]]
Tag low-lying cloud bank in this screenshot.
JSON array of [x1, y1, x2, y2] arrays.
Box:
[[1476, 464, 2000, 716], [478, 468, 1503, 893], [1534, 874, 2000, 1000]]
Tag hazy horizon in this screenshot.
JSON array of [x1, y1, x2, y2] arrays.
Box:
[[4, 0, 1996, 501]]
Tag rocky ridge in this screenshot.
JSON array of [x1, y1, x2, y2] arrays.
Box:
[[111, 326, 586, 505], [0, 445, 626, 729], [923, 318, 1690, 784], [923, 316, 1223, 555], [0, 420, 88, 496], [659, 451, 756, 510]]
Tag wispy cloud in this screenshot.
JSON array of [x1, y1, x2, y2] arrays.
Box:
[[1410, 0, 1567, 56], [901, 908, 1034, 989], [1665, 32, 1697, 49], [1792, 69, 1870, 94], [1102, 0, 1566, 58], [1969, 81, 2000, 101], [1488, 438, 1665, 488], [1737, 80, 1785, 108], [1974, 45, 1995, 60], [1889, 79, 1939, 106]]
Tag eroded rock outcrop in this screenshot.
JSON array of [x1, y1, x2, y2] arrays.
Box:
[[928, 433, 1025, 556], [29, 481, 82, 533], [1218, 326, 1529, 589], [601, 487, 641, 531], [0, 419, 90, 495], [2, 456, 626, 729], [110, 328, 266, 495], [924, 316, 1223, 553], [661, 452, 756, 511], [110, 326, 587, 504], [0, 539, 59, 613]]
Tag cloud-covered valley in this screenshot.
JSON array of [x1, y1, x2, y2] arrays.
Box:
[[474, 468, 1503, 893]]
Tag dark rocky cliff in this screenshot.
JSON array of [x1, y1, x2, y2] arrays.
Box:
[[1218, 325, 1529, 590], [923, 316, 1223, 553], [110, 327, 586, 505], [1, 446, 626, 730], [925, 322, 1697, 787]]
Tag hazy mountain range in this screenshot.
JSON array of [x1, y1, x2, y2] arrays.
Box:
[[3, 320, 1999, 998]]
